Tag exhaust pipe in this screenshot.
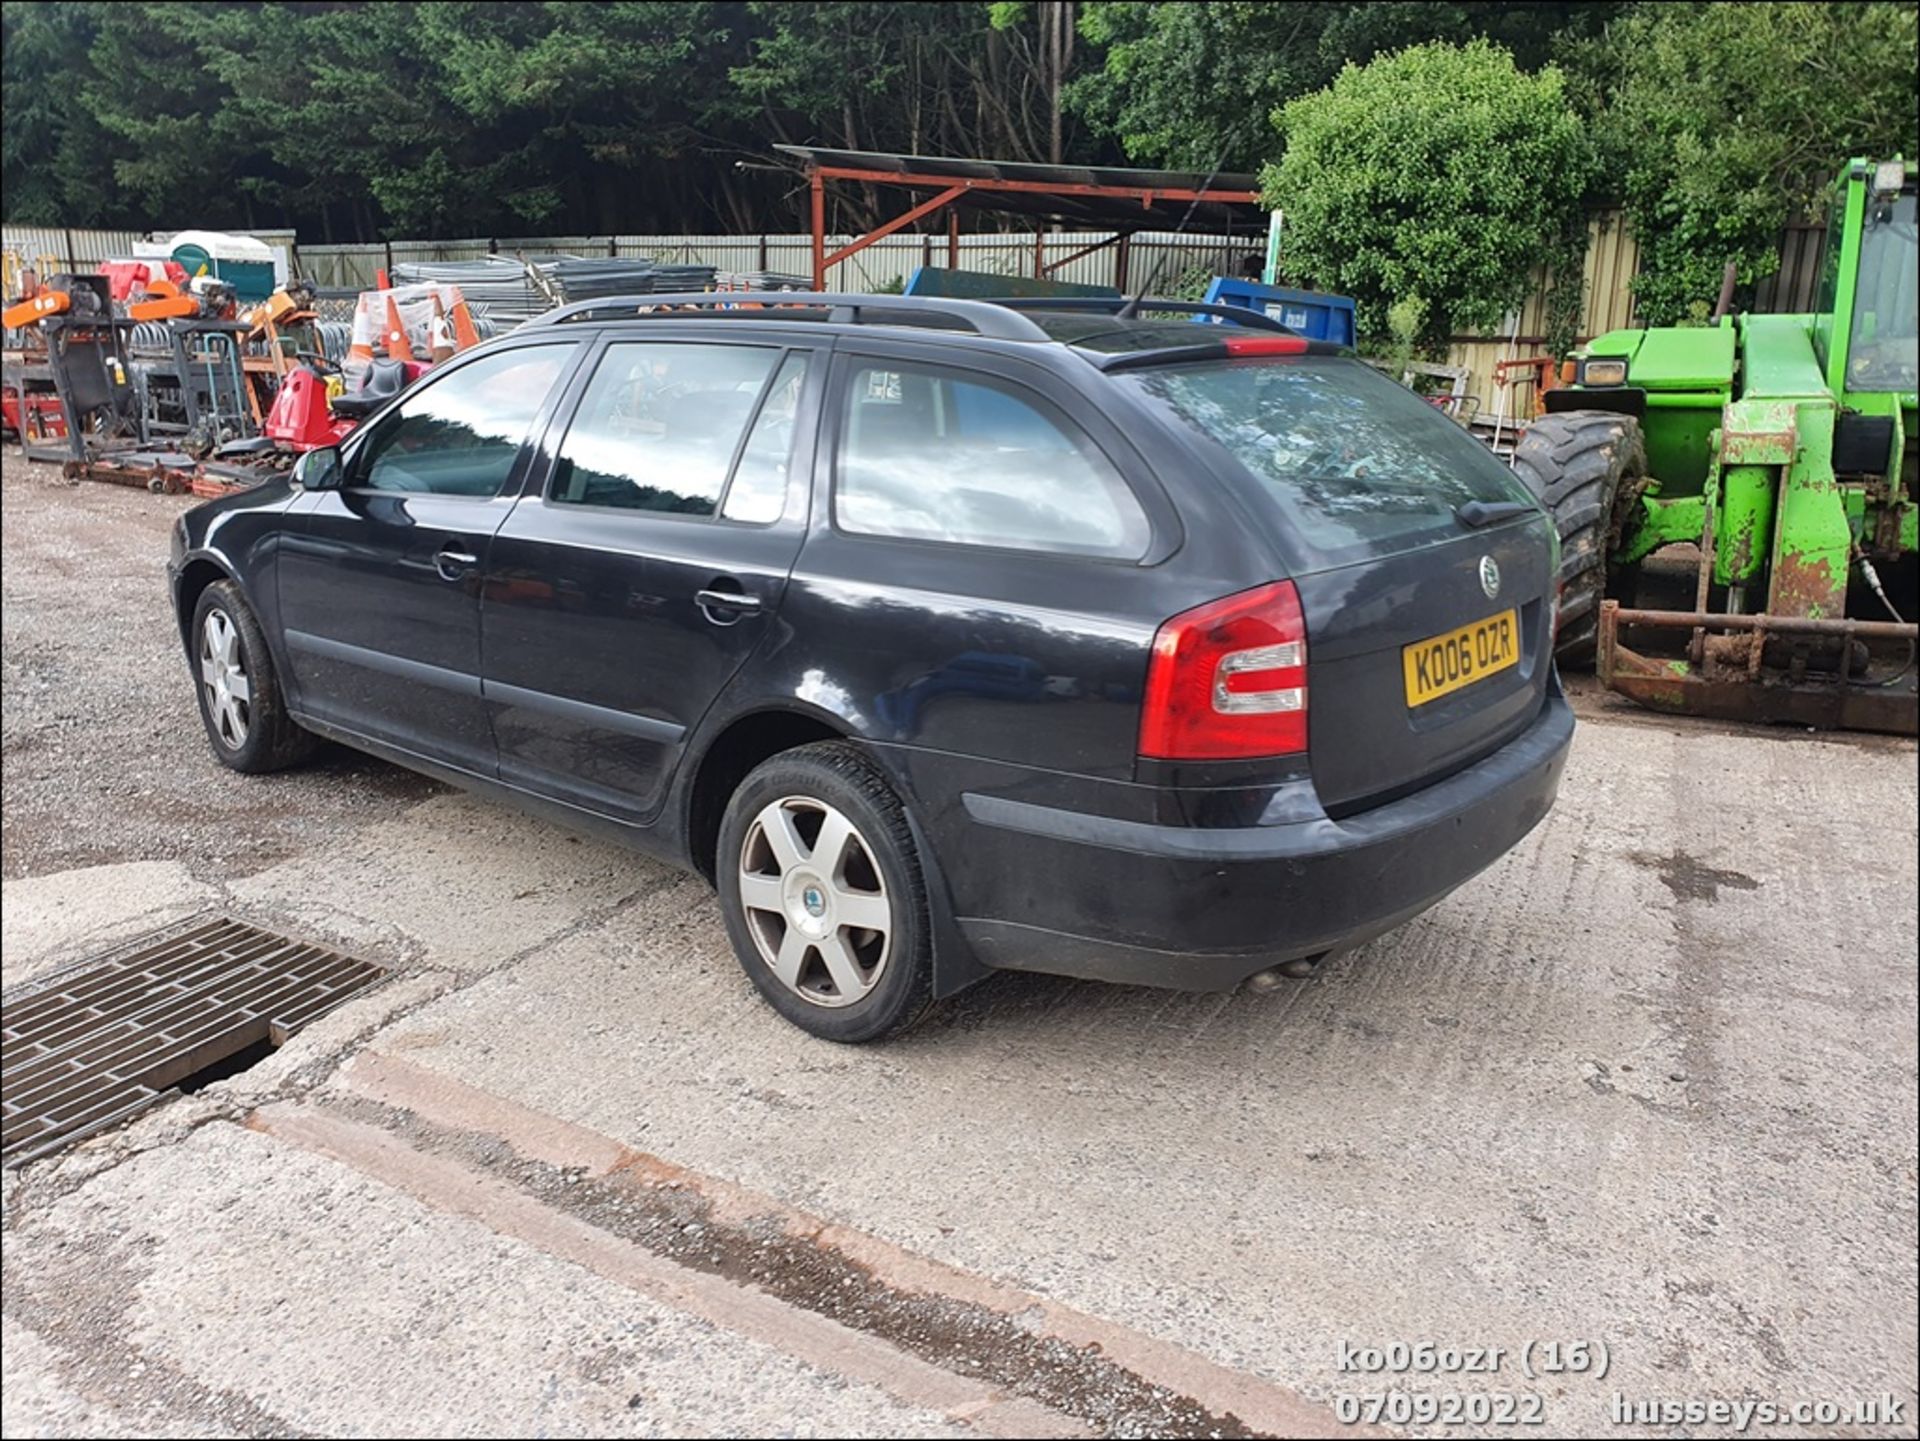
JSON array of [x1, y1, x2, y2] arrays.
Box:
[[1245, 954, 1326, 990]]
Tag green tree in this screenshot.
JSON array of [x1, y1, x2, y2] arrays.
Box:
[[1068, 2, 1622, 170], [137, 1, 755, 238], [1068, 2, 1334, 170], [732, 2, 978, 155], [0, 3, 123, 225], [1263, 40, 1593, 346], [1575, 1, 1920, 323], [418, 2, 741, 231], [984, 2, 1083, 165], [732, 2, 1103, 227]]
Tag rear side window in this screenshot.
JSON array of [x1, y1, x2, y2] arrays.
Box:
[[550, 342, 781, 515], [835, 362, 1149, 559], [721, 352, 808, 524], [1123, 359, 1538, 565]]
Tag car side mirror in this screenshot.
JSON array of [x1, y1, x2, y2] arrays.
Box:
[[293, 446, 343, 491]]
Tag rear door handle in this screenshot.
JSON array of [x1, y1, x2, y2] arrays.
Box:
[[695, 587, 764, 624], [434, 547, 479, 582]]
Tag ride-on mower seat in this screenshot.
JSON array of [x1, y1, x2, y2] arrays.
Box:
[[331, 358, 409, 419]]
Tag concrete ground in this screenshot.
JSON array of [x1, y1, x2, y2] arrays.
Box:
[[2, 453, 1916, 1438]]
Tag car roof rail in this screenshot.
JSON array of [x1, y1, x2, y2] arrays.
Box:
[[527, 291, 1053, 342], [989, 297, 1299, 333]]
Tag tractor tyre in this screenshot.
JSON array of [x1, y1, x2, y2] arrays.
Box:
[[1511, 410, 1647, 665]]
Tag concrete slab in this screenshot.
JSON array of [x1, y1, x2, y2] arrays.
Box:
[[224, 792, 686, 974], [3, 1122, 980, 1439], [352, 716, 1918, 1435], [1, 860, 219, 990]]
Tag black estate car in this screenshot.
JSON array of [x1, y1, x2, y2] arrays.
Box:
[[169, 294, 1574, 1042]]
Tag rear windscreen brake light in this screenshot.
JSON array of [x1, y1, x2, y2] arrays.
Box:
[[1220, 335, 1309, 358], [1139, 581, 1309, 760]]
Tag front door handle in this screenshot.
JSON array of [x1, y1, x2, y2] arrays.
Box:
[[434, 547, 479, 582], [694, 587, 764, 625]]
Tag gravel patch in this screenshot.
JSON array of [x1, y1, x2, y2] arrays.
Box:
[[0, 452, 441, 880]]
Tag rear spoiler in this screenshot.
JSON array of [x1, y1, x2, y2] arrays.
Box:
[[1087, 334, 1353, 374]]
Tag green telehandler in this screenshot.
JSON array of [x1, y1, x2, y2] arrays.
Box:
[[1516, 158, 1918, 734]]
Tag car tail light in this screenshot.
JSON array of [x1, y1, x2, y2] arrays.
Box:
[[1139, 581, 1308, 760], [1221, 335, 1309, 358]]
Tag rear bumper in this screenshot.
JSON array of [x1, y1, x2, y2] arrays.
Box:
[[948, 684, 1575, 990]]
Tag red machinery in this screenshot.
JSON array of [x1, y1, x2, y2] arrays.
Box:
[[8, 273, 477, 496], [261, 363, 353, 450], [260, 354, 421, 450], [200, 352, 423, 491], [99, 258, 190, 305]]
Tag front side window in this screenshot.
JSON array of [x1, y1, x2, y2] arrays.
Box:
[[356, 346, 570, 497], [550, 342, 782, 515], [835, 362, 1148, 558]]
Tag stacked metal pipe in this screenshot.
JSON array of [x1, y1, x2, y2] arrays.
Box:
[[714, 271, 815, 291], [386, 255, 721, 328]]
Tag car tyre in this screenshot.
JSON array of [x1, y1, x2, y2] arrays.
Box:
[[190, 580, 318, 773], [1510, 410, 1647, 664], [716, 741, 936, 1043]]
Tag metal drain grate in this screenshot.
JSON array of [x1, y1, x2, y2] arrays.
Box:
[[2, 917, 385, 1165]]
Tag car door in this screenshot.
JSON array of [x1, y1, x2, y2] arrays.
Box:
[[777, 341, 1178, 780], [481, 334, 820, 824], [277, 342, 580, 775]]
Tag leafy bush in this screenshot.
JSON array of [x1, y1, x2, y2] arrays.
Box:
[[1167, 262, 1218, 302], [1383, 294, 1429, 377], [1261, 40, 1592, 347]]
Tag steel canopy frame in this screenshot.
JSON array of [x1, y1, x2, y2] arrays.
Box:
[[799, 157, 1263, 291]]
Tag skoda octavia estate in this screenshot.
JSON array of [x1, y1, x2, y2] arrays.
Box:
[[169, 294, 1573, 1041]]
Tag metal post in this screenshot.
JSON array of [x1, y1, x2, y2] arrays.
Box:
[[1116, 233, 1132, 292], [948, 210, 960, 270], [1034, 229, 1045, 280], [1262, 211, 1283, 287], [810, 172, 827, 291]]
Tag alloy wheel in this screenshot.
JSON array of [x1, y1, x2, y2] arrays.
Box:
[[737, 795, 892, 1007], [199, 609, 252, 749]]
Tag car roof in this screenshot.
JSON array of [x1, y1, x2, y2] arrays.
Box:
[[509, 292, 1353, 373]]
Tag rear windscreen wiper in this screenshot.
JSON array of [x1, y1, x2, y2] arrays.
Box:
[[1454, 499, 1537, 528]]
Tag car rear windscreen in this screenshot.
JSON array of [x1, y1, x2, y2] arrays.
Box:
[[1121, 358, 1539, 566]]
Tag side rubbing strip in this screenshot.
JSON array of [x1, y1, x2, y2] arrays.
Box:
[[480, 679, 685, 744], [284, 630, 482, 697]]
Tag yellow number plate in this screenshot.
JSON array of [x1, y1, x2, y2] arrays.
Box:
[[1402, 609, 1520, 707]]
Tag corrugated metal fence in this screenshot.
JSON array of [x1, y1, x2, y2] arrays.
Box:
[[1, 225, 148, 269], [4, 214, 1831, 413], [1, 225, 299, 280], [1752, 223, 1829, 313]]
